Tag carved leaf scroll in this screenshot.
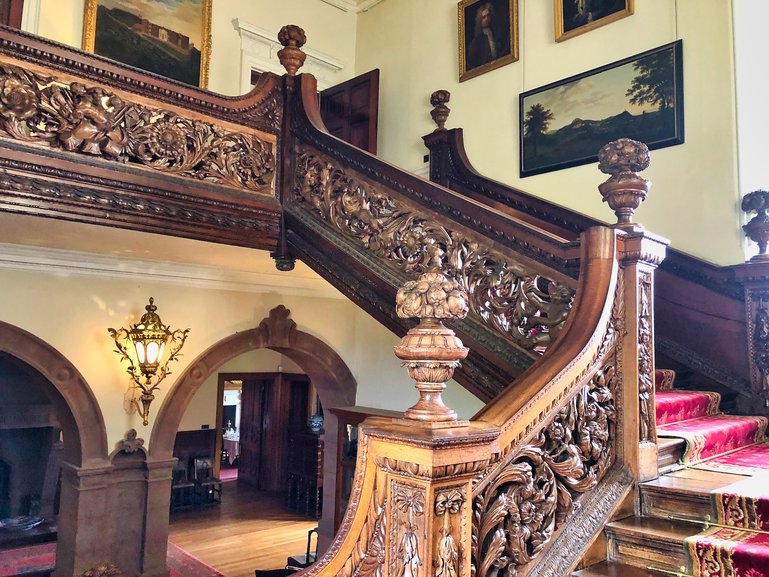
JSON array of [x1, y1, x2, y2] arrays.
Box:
[[293, 151, 574, 352], [472, 365, 616, 577], [0, 63, 275, 194]]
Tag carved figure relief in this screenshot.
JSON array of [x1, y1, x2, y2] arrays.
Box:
[[637, 272, 654, 441], [390, 482, 426, 577], [293, 151, 574, 352], [472, 365, 616, 577], [0, 63, 275, 194]]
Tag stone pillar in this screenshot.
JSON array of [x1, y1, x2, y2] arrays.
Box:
[[54, 462, 112, 577], [140, 457, 175, 577], [597, 139, 668, 482]]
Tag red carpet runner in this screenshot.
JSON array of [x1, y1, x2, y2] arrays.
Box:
[[0, 541, 224, 577], [655, 370, 769, 576]]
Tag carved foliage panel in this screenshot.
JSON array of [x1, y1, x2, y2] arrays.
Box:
[[0, 62, 276, 194], [471, 363, 617, 577], [747, 288, 769, 407], [389, 481, 427, 577], [434, 487, 467, 577], [637, 270, 654, 442], [292, 151, 575, 353]]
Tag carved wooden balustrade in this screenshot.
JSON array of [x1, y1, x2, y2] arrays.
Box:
[[0, 24, 668, 577], [421, 92, 769, 413]]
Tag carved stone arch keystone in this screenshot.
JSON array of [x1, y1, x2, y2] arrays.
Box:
[[0, 320, 108, 466], [149, 305, 358, 457]]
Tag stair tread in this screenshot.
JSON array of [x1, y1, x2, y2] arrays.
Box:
[[643, 468, 745, 496], [574, 561, 671, 577], [606, 515, 699, 541]]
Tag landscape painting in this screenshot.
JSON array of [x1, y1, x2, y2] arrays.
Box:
[[519, 41, 683, 177], [83, 0, 212, 88]]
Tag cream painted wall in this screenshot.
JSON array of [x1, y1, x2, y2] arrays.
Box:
[[0, 261, 481, 449], [36, 0, 357, 95], [355, 0, 741, 265]]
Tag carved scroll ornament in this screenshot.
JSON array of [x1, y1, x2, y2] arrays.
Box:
[[293, 151, 574, 352], [0, 63, 275, 194], [472, 365, 616, 577]]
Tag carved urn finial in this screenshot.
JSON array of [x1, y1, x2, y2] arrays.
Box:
[[597, 139, 651, 228], [394, 269, 469, 422], [742, 190, 769, 261], [430, 90, 451, 131], [277, 25, 307, 76]]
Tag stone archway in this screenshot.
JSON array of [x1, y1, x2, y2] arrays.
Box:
[[0, 321, 110, 577], [0, 321, 107, 468], [150, 305, 357, 457]]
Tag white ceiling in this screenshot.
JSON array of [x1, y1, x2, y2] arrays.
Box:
[[0, 212, 345, 299]]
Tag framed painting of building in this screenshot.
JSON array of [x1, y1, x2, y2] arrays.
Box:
[[458, 0, 519, 82], [82, 0, 212, 88], [519, 40, 683, 178], [555, 0, 634, 42]]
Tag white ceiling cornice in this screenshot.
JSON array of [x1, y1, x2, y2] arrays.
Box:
[[0, 243, 346, 300], [319, 0, 386, 13]]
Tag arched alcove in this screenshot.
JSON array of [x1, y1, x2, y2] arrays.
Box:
[[0, 321, 107, 467], [150, 305, 357, 458]]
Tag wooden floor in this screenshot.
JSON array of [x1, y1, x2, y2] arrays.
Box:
[[168, 481, 318, 577]]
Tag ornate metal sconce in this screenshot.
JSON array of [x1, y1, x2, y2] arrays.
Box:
[[108, 298, 189, 426]]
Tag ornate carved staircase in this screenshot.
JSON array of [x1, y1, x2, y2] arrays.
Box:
[[0, 23, 767, 577]]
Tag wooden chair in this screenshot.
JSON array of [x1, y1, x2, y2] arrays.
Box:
[[170, 458, 195, 512], [193, 457, 222, 506]]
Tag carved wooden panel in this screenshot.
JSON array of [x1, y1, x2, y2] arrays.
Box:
[[291, 150, 574, 354]]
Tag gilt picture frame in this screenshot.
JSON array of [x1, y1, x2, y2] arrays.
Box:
[[82, 0, 212, 88], [458, 0, 518, 82], [555, 0, 634, 43], [519, 40, 683, 178]]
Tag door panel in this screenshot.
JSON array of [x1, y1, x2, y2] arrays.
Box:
[[320, 69, 379, 154], [237, 378, 266, 487]]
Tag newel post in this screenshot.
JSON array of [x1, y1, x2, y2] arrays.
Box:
[[422, 90, 454, 188], [598, 139, 668, 482], [272, 24, 308, 273], [732, 190, 769, 411], [355, 267, 498, 577]]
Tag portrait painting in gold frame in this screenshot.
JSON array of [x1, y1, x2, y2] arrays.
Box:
[[555, 0, 634, 42], [82, 0, 212, 88], [458, 0, 519, 82]]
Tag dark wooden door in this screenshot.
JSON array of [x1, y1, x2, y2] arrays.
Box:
[[237, 378, 267, 487], [0, 0, 23, 28], [320, 69, 380, 154]]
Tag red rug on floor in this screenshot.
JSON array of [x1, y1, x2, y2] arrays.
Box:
[[697, 442, 769, 475], [219, 467, 238, 482], [0, 541, 223, 577], [686, 526, 769, 577]]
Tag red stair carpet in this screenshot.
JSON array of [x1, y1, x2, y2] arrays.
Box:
[[655, 369, 769, 576], [654, 370, 769, 473], [0, 541, 224, 577]]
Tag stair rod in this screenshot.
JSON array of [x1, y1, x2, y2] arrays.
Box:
[[650, 566, 693, 577], [667, 513, 769, 535]]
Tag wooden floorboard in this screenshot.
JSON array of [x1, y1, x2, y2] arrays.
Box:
[[168, 481, 318, 577]]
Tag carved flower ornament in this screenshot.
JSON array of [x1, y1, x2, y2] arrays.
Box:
[[148, 121, 186, 157], [597, 138, 650, 177], [0, 76, 38, 120]]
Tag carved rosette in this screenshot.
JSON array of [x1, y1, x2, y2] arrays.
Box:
[[742, 190, 769, 261], [637, 272, 654, 441], [434, 488, 466, 577], [597, 139, 651, 227], [390, 481, 427, 577], [472, 365, 616, 577], [293, 152, 575, 353], [277, 25, 307, 76], [395, 270, 469, 421], [430, 90, 451, 131], [0, 64, 275, 194]]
